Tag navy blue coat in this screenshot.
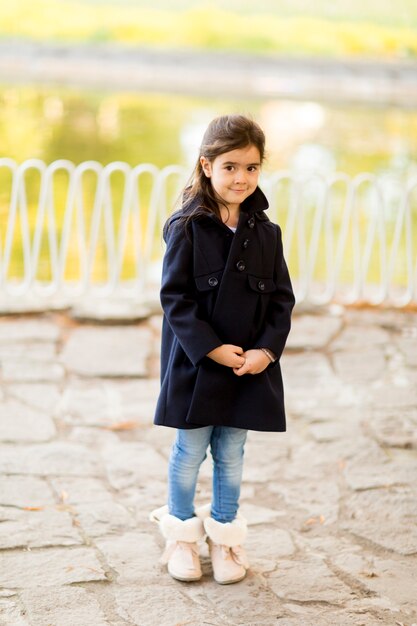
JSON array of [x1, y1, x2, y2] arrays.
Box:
[[153, 187, 295, 432]]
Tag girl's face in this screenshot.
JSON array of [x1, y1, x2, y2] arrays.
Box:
[[200, 144, 261, 212]]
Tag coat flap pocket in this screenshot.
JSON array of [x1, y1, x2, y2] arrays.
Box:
[[194, 270, 223, 292], [247, 274, 276, 293]]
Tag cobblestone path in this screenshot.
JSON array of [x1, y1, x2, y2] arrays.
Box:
[[0, 308, 415, 626]]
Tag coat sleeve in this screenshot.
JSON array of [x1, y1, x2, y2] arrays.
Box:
[[160, 220, 223, 367], [253, 225, 295, 362]]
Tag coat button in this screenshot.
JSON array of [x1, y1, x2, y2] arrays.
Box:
[[243, 238, 250, 249], [236, 260, 246, 271], [258, 280, 265, 291], [247, 217, 255, 229], [208, 276, 218, 287]]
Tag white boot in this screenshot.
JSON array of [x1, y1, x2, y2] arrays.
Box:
[[150, 505, 205, 582], [203, 514, 250, 585]]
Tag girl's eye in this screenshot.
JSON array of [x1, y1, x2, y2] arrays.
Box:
[[248, 166, 258, 172], [225, 166, 234, 171]]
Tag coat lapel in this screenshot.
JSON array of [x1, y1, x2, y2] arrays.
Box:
[[211, 186, 269, 325]]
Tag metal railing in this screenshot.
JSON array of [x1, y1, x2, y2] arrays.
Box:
[[0, 158, 416, 309]]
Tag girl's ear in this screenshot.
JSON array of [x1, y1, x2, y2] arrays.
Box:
[[200, 156, 212, 178]]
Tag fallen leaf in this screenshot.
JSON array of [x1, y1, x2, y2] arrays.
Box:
[[55, 503, 75, 513], [319, 515, 325, 524], [23, 506, 44, 511], [304, 517, 318, 526], [361, 570, 378, 578], [60, 490, 69, 502], [106, 420, 139, 431]]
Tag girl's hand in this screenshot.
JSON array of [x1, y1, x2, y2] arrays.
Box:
[[206, 344, 245, 368], [233, 349, 270, 376]]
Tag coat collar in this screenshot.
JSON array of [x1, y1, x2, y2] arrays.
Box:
[[206, 186, 269, 235], [199, 186, 270, 223], [165, 186, 269, 236], [239, 186, 269, 214], [186, 186, 269, 216]]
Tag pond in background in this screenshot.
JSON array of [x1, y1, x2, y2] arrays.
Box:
[[1, 84, 417, 175], [0, 85, 416, 286]]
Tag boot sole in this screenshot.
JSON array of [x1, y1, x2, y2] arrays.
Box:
[[169, 573, 202, 582], [214, 572, 247, 585]]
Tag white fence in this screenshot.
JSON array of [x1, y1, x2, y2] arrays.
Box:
[[0, 158, 416, 310]]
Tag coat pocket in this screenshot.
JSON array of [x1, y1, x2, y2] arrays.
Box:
[[247, 274, 276, 294], [194, 269, 223, 292]]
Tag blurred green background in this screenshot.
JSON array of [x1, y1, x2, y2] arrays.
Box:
[[1, 88, 416, 176], [2, 0, 417, 56]]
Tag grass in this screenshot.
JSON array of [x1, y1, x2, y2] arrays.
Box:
[[61, 0, 417, 29], [0, 0, 416, 58]]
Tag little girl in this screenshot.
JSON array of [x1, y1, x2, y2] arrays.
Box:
[[150, 114, 295, 584]]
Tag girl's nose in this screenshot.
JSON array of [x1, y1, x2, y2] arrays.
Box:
[[234, 170, 246, 183]]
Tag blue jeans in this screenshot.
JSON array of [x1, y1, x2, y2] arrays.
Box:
[[168, 426, 248, 523]]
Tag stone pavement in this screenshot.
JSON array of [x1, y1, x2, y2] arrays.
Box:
[[0, 307, 416, 626]]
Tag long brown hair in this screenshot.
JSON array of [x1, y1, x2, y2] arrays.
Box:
[[168, 114, 266, 233]]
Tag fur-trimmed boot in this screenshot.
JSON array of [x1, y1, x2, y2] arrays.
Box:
[[203, 514, 250, 584], [150, 505, 205, 582]]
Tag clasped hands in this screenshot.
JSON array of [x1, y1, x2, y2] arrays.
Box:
[[206, 344, 270, 376]]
